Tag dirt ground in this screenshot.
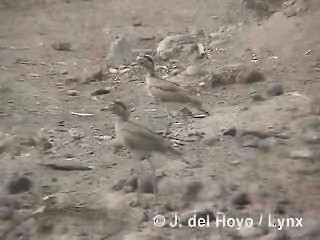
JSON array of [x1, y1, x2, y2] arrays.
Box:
[[0, 0, 319, 239]]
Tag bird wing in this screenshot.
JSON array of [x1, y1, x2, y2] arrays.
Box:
[[147, 76, 184, 93], [148, 85, 193, 103], [120, 121, 169, 151]]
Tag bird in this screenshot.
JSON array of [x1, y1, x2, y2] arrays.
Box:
[[136, 54, 210, 135], [108, 100, 184, 206]]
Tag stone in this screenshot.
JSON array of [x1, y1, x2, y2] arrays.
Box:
[[107, 36, 136, 67], [68, 128, 85, 141], [290, 148, 314, 160], [156, 35, 196, 60], [91, 88, 111, 96], [6, 175, 33, 195], [231, 192, 251, 209], [66, 89, 79, 96], [267, 83, 284, 96], [222, 127, 237, 137], [52, 42, 71, 51]]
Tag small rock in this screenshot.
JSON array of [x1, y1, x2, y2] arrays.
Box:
[[267, 84, 284, 96], [107, 36, 136, 67], [231, 192, 251, 209], [240, 134, 260, 148], [66, 89, 79, 96], [68, 128, 85, 141], [222, 127, 237, 137], [132, 20, 142, 27], [199, 82, 205, 87], [6, 175, 33, 195], [108, 68, 118, 74], [290, 148, 314, 159], [203, 136, 220, 146], [91, 88, 111, 96], [52, 42, 71, 51]]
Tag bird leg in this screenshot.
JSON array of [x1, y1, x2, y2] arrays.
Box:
[[162, 109, 173, 136]]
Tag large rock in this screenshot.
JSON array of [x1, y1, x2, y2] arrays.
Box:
[[107, 36, 136, 67], [156, 35, 197, 60]]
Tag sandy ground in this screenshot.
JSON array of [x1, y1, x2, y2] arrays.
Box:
[[0, 0, 320, 239]]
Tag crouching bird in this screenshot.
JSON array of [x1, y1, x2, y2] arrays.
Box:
[[108, 100, 184, 206]]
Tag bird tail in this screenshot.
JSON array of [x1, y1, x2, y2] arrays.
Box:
[[190, 97, 211, 115]]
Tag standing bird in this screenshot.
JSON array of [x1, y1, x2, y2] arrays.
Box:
[[136, 55, 210, 135], [108, 100, 183, 206]]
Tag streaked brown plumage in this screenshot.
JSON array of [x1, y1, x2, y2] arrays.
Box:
[[109, 100, 183, 205], [136, 55, 210, 135]]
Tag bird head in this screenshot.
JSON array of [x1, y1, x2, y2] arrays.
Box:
[[108, 101, 130, 120], [136, 55, 155, 71]]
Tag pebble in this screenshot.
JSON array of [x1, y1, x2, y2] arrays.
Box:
[[52, 42, 71, 51], [267, 83, 284, 96], [6, 175, 33, 195], [91, 88, 111, 96], [231, 192, 251, 209], [290, 148, 314, 159], [66, 89, 79, 96], [68, 128, 85, 141], [222, 127, 237, 137]]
